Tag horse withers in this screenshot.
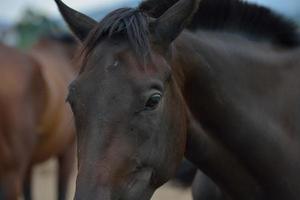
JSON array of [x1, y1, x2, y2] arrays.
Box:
[[56, 0, 300, 199], [0, 36, 77, 200]]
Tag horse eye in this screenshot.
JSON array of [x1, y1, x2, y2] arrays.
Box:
[[145, 93, 162, 111]]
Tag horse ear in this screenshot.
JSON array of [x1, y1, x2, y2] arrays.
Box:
[[55, 0, 97, 42], [152, 0, 201, 45]]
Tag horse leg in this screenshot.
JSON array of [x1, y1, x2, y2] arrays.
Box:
[[23, 168, 32, 200], [0, 171, 22, 200], [57, 143, 75, 200]]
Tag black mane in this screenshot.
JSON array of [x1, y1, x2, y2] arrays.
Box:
[[140, 0, 300, 47], [82, 8, 150, 62]]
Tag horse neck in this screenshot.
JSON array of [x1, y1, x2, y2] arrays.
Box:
[[185, 116, 263, 199], [172, 31, 266, 199], [173, 30, 300, 199]]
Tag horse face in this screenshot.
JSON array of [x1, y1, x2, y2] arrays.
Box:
[[56, 0, 199, 199], [68, 37, 186, 199]]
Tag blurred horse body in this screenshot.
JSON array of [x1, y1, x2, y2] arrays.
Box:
[[29, 37, 76, 162], [0, 36, 77, 200], [0, 43, 41, 200]]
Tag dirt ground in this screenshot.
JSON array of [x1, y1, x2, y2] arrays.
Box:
[[31, 159, 192, 200]]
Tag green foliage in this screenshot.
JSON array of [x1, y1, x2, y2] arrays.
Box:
[[15, 8, 63, 49]]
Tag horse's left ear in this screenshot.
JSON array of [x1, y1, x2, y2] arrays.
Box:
[[151, 0, 201, 45], [55, 0, 97, 42]]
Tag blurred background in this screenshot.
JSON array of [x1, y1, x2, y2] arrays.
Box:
[[0, 0, 300, 48], [0, 0, 299, 200]]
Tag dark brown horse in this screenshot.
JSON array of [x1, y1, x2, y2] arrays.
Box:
[[56, 0, 300, 199], [0, 36, 77, 200]]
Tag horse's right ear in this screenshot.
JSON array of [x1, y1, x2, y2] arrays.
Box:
[[150, 0, 200, 46], [55, 0, 97, 42]]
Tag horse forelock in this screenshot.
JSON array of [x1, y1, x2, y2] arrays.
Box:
[[79, 8, 152, 72]]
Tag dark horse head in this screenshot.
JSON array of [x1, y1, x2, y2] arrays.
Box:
[[55, 0, 200, 199]]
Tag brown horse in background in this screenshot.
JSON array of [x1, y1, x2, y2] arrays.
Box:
[[0, 36, 78, 200]]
